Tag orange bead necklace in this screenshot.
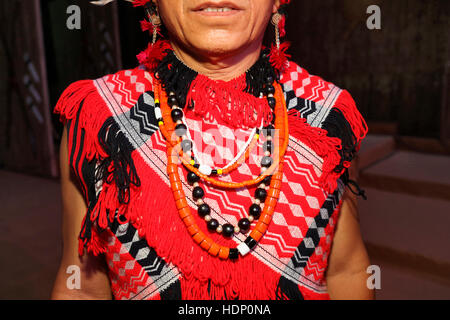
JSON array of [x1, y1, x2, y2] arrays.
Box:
[[154, 79, 289, 260]]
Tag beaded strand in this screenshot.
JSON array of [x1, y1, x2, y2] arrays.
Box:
[[155, 79, 288, 259]]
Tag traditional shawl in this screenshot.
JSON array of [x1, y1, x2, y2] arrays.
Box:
[[55, 59, 367, 300]]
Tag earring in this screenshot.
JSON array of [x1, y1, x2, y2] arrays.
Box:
[[271, 12, 282, 50], [268, 11, 290, 72], [145, 4, 162, 45]]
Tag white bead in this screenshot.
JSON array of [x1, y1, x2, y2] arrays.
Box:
[[264, 151, 271, 157], [154, 107, 162, 120], [193, 182, 199, 187], [234, 226, 240, 234], [216, 225, 223, 233], [254, 199, 261, 205], [199, 165, 212, 176], [176, 120, 183, 125], [196, 199, 204, 206], [248, 216, 254, 222], [237, 243, 251, 256], [204, 215, 212, 222]]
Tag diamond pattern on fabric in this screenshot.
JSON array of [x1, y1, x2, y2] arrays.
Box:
[[105, 219, 182, 300]]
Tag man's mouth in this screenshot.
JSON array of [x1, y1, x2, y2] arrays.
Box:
[[200, 7, 234, 13], [192, 2, 243, 14]]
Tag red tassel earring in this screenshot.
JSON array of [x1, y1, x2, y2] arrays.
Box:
[[145, 3, 162, 45], [136, 2, 172, 71], [269, 11, 291, 73]]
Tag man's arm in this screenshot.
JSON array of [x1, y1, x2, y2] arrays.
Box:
[[325, 189, 375, 300], [51, 126, 112, 300]]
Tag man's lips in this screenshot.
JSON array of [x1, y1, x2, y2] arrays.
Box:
[[192, 1, 243, 14]]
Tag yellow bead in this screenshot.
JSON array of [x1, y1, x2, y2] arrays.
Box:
[[255, 134, 260, 139], [217, 169, 223, 175], [158, 121, 164, 126], [155, 99, 160, 104], [190, 160, 195, 165]]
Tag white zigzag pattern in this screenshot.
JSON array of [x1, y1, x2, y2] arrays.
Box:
[[132, 93, 159, 132], [284, 154, 320, 188], [109, 74, 134, 107], [298, 99, 314, 115], [292, 249, 310, 265], [263, 230, 299, 255], [142, 255, 165, 274], [152, 130, 168, 149], [115, 261, 148, 300], [202, 181, 248, 219], [305, 260, 327, 278], [306, 78, 327, 103]]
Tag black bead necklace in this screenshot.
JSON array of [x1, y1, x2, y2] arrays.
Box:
[[154, 48, 279, 239], [162, 75, 277, 239]]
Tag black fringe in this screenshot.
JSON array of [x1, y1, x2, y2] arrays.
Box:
[[322, 108, 367, 199], [79, 117, 142, 246], [154, 49, 278, 109], [341, 170, 368, 200], [322, 108, 356, 173], [79, 201, 96, 244], [155, 50, 198, 109], [245, 48, 278, 96], [97, 117, 141, 205], [275, 276, 305, 300]]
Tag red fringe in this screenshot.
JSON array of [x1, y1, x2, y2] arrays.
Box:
[[84, 225, 109, 257], [137, 40, 172, 72], [119, 154, 282, 299], [54, 79, 115, 256], [140, 20, 162, 36], [185, 74, 273, 129], [269, 42, 291, 72], [334, 90, 369, 152], [55, 80, 110, 160]]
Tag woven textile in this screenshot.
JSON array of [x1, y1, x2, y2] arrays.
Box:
[[55, 60, 367, 300]]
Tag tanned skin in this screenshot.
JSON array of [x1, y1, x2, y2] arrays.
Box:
[[51, 128, 111, 299]]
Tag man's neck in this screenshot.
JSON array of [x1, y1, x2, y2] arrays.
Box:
[[170, 39, 263, 81]]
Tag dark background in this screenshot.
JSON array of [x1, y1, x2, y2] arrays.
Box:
[[0, 0, 449, 300]]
